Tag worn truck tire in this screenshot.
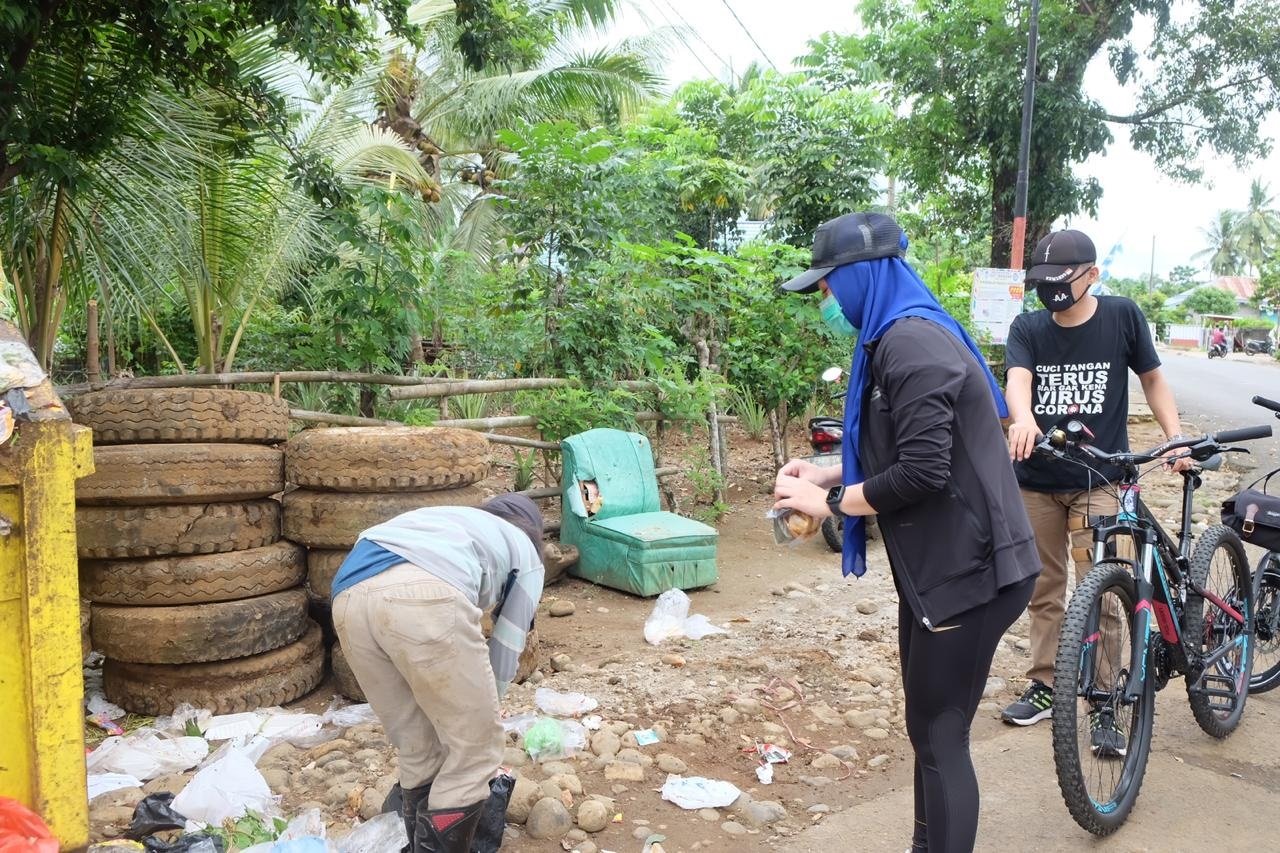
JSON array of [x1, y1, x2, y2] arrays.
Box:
[[80, 541, 305, 606], [331, 642, 366, 702], [104, 621, 324, 715], [77, 443, 285, 505], [286, 426, 490, 492], [77, 500, 279, 558], [307, 548, 348, 600], [282, 487, 485, 549], [67, 388, 290, 444], [91, 588, 309, 664]]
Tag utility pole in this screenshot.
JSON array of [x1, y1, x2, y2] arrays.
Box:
[[1010, 0, 1041, 271], [1148, 235, 1156, 292]]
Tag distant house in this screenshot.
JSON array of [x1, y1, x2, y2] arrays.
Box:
[[1162, 276, 1260, 318]]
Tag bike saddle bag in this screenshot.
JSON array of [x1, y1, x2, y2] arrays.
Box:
[[1222, 467, 1280, 551]]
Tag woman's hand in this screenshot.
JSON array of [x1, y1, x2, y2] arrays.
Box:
[[777, 458, 843, 488], [773, 474, 832, 518]]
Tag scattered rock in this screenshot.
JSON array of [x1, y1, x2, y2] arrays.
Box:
[[783, 582, 812, 594], [829, 744, 860, 762], [860, 665, 896, 687], [543, 761, 576, 776], [527, 797, 574, 840], [848, 680, 875, 695], [855, 599, 879, 615], [656, 753, 688, 774], [551, 774, 584, 796], [761, 722, 786, 736], [1016, 638, 1032, 651], [508, 778, 542, 824], [733, 697, 762, 716], [615, 748, 652, 767], [978, 701, 1002, 714], [661, 653, 686, 668], [868, 754, 891, 769], [605, 761, 646, 782], [719, 707, 742, 725], [857, 628, 881, 642], [260, 767, 290, 792], [550, 653, 574, 672], [675, 733, 707, 748], [809, 703, 843, 726], [844, 709, 878, 729], [632, 826, 653, 841], [503, 746, 529, 767], [864, 728, 890, 740], [549, 600, 576, 617], [808, 804, 831, 814], [591, 731, 621, 759], [576, 799, 609, 833], [306, 739, 351, 761], [740, 799, 787, 827], [810, 753, 843, 770], [800, 776, 833, 788], [721, 821, 748, 836], [983, 676, 1006, 698], [576, 843, 599, 853], [698, 808, 721, 822]]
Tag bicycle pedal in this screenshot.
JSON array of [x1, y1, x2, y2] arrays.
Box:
[[1193, 673, 1241, 711]]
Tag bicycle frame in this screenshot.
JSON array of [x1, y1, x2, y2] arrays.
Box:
[[1080, 470, 1248, 706]]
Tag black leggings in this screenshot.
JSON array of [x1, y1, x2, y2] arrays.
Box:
[[899, 575, 1036, 853]]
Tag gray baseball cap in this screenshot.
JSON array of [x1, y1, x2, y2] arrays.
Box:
[[780, 211, 907, 293]]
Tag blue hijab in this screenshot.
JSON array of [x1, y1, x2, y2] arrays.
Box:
[[826, 257, 1008, 578]]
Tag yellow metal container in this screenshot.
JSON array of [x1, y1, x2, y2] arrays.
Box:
[[0, 320, 94, 850]]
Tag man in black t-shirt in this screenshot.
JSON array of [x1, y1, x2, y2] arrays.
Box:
[[999, 229, 1188, 756]]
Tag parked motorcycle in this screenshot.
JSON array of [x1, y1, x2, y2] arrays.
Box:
[[1208, 341, 1228, 359], [1244, 338, 1275, 356]]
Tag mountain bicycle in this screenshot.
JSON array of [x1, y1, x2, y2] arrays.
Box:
[[1246, 395, 1280, 694], [1035, 418, 1273, 835]]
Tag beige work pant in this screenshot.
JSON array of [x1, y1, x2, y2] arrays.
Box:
[[332, 564, 501, 808], [1021, 488, 1126, 687]]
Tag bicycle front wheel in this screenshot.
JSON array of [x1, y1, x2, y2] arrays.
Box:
[[1052, 561, 1155, 836], [1248, 552, 1280, 694], [1184, 525, 1253, 736]]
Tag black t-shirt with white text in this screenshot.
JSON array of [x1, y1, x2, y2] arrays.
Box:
[[1004, 296, 1160, 492]]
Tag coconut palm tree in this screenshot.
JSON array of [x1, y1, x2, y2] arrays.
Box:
[[1195, 210, 1246, 276], [1232, 178, 1280, 275]]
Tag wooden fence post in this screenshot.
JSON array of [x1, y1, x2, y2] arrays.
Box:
[[85, 300, 100, 384]]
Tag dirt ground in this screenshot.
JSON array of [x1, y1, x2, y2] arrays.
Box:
[[87, 416, 1271, 852]]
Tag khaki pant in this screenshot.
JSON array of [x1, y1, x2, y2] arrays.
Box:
[[333, 564, 501, 808], [1021, 488, 1126, 687]]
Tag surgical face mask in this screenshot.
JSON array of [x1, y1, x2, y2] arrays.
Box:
[[1035, 280, 1078, 312], [819, 294, 857, 338]]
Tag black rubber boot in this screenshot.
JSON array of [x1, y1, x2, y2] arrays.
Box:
[[414, 800, 485, 853], [399, 783, 432, 852]]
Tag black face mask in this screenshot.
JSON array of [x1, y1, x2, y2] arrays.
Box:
[[1036, 281, 1077, 312]]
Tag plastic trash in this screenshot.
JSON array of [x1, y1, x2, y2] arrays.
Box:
[[534, 688, 598, 717], [499, 712, 538, 735], [756, 763, 774, 784], [643, 589, 728, 645], [632, 729, 660, 746], [658, 775, 741, 810], [277, 809, 326, 842], [755, 743, 791, 764], [239, 840, 327, 853], [171, 751, 276, 825], [522, 718, 587, 761], [322, 700, 378, 729], [87, 731, 209, 782], [582, 714, 603, 731], [88, 773, 144, 800], [0, 797, 58, 853], [87, 693, 127, 720], [126, 793, 187, 839], [472, 774, 515, 853], [335, 812, 406, 853], [141, 833, 223, 853]]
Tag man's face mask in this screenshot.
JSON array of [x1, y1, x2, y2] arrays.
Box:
[[1035, 269, 1090, 312], [819, 294, 856, 338]]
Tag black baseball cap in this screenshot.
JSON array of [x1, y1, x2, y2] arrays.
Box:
[[780, 211, 907, 293], [1026, 229, 1097, 284]]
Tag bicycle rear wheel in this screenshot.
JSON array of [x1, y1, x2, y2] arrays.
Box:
[[1052, 561, 1155, 836], [1184, 525, 1253, 736], [1248, 552, 1280, 694]]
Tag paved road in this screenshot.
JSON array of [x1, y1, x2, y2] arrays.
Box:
[[1148, 348, 1280, 477]]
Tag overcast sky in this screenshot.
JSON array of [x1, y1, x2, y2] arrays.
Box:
[[602, 0, 1280, 280]]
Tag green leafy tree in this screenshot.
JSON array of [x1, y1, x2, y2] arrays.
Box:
[[858, 0, 1280, 266], [1196, 210, 1246, 276], [1256, 260, 1280, 313], [1168, 265, 1198, 291], [1183, 285, 1239, 317], [1232, 179, 1280, 275]]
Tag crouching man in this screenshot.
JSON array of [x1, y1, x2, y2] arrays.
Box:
[[331, 494, 545, 853]]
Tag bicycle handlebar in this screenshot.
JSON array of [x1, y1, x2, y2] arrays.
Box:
[[1036, 420, 1272, 468], [1210, 424, 1273, 444], [1255, 395, 1280, 415]]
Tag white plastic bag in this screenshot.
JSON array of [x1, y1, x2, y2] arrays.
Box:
[[322, 700, 378, 729], [335, 812, 407, 853], [87, 772, 143, 800], [171, 750, 277, 825], [534, 688, 598, 717], [643, 589, 728, 645], [659, 775, 742, 810], [154, 703, 211, 736], [86, 730, 208, 781]]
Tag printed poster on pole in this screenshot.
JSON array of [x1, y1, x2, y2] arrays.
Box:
[[970, 268, 1025, 345]]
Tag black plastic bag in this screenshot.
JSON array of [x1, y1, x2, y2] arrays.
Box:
[[381, 774, 515, 852], [125, 794, 187, 840], [472, 774, 515, 853]]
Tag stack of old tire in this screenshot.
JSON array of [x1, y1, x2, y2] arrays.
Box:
[[282, 426, 496, 702], [68, 388, 322, 715]]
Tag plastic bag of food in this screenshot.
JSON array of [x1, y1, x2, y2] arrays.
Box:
[[0, 797, 58, 853]]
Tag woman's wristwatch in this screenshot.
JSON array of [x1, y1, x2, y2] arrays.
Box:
[[826, 485, 846, 518]]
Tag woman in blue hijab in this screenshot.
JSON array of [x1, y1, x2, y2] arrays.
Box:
[[774, 212, 1040, 853]]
